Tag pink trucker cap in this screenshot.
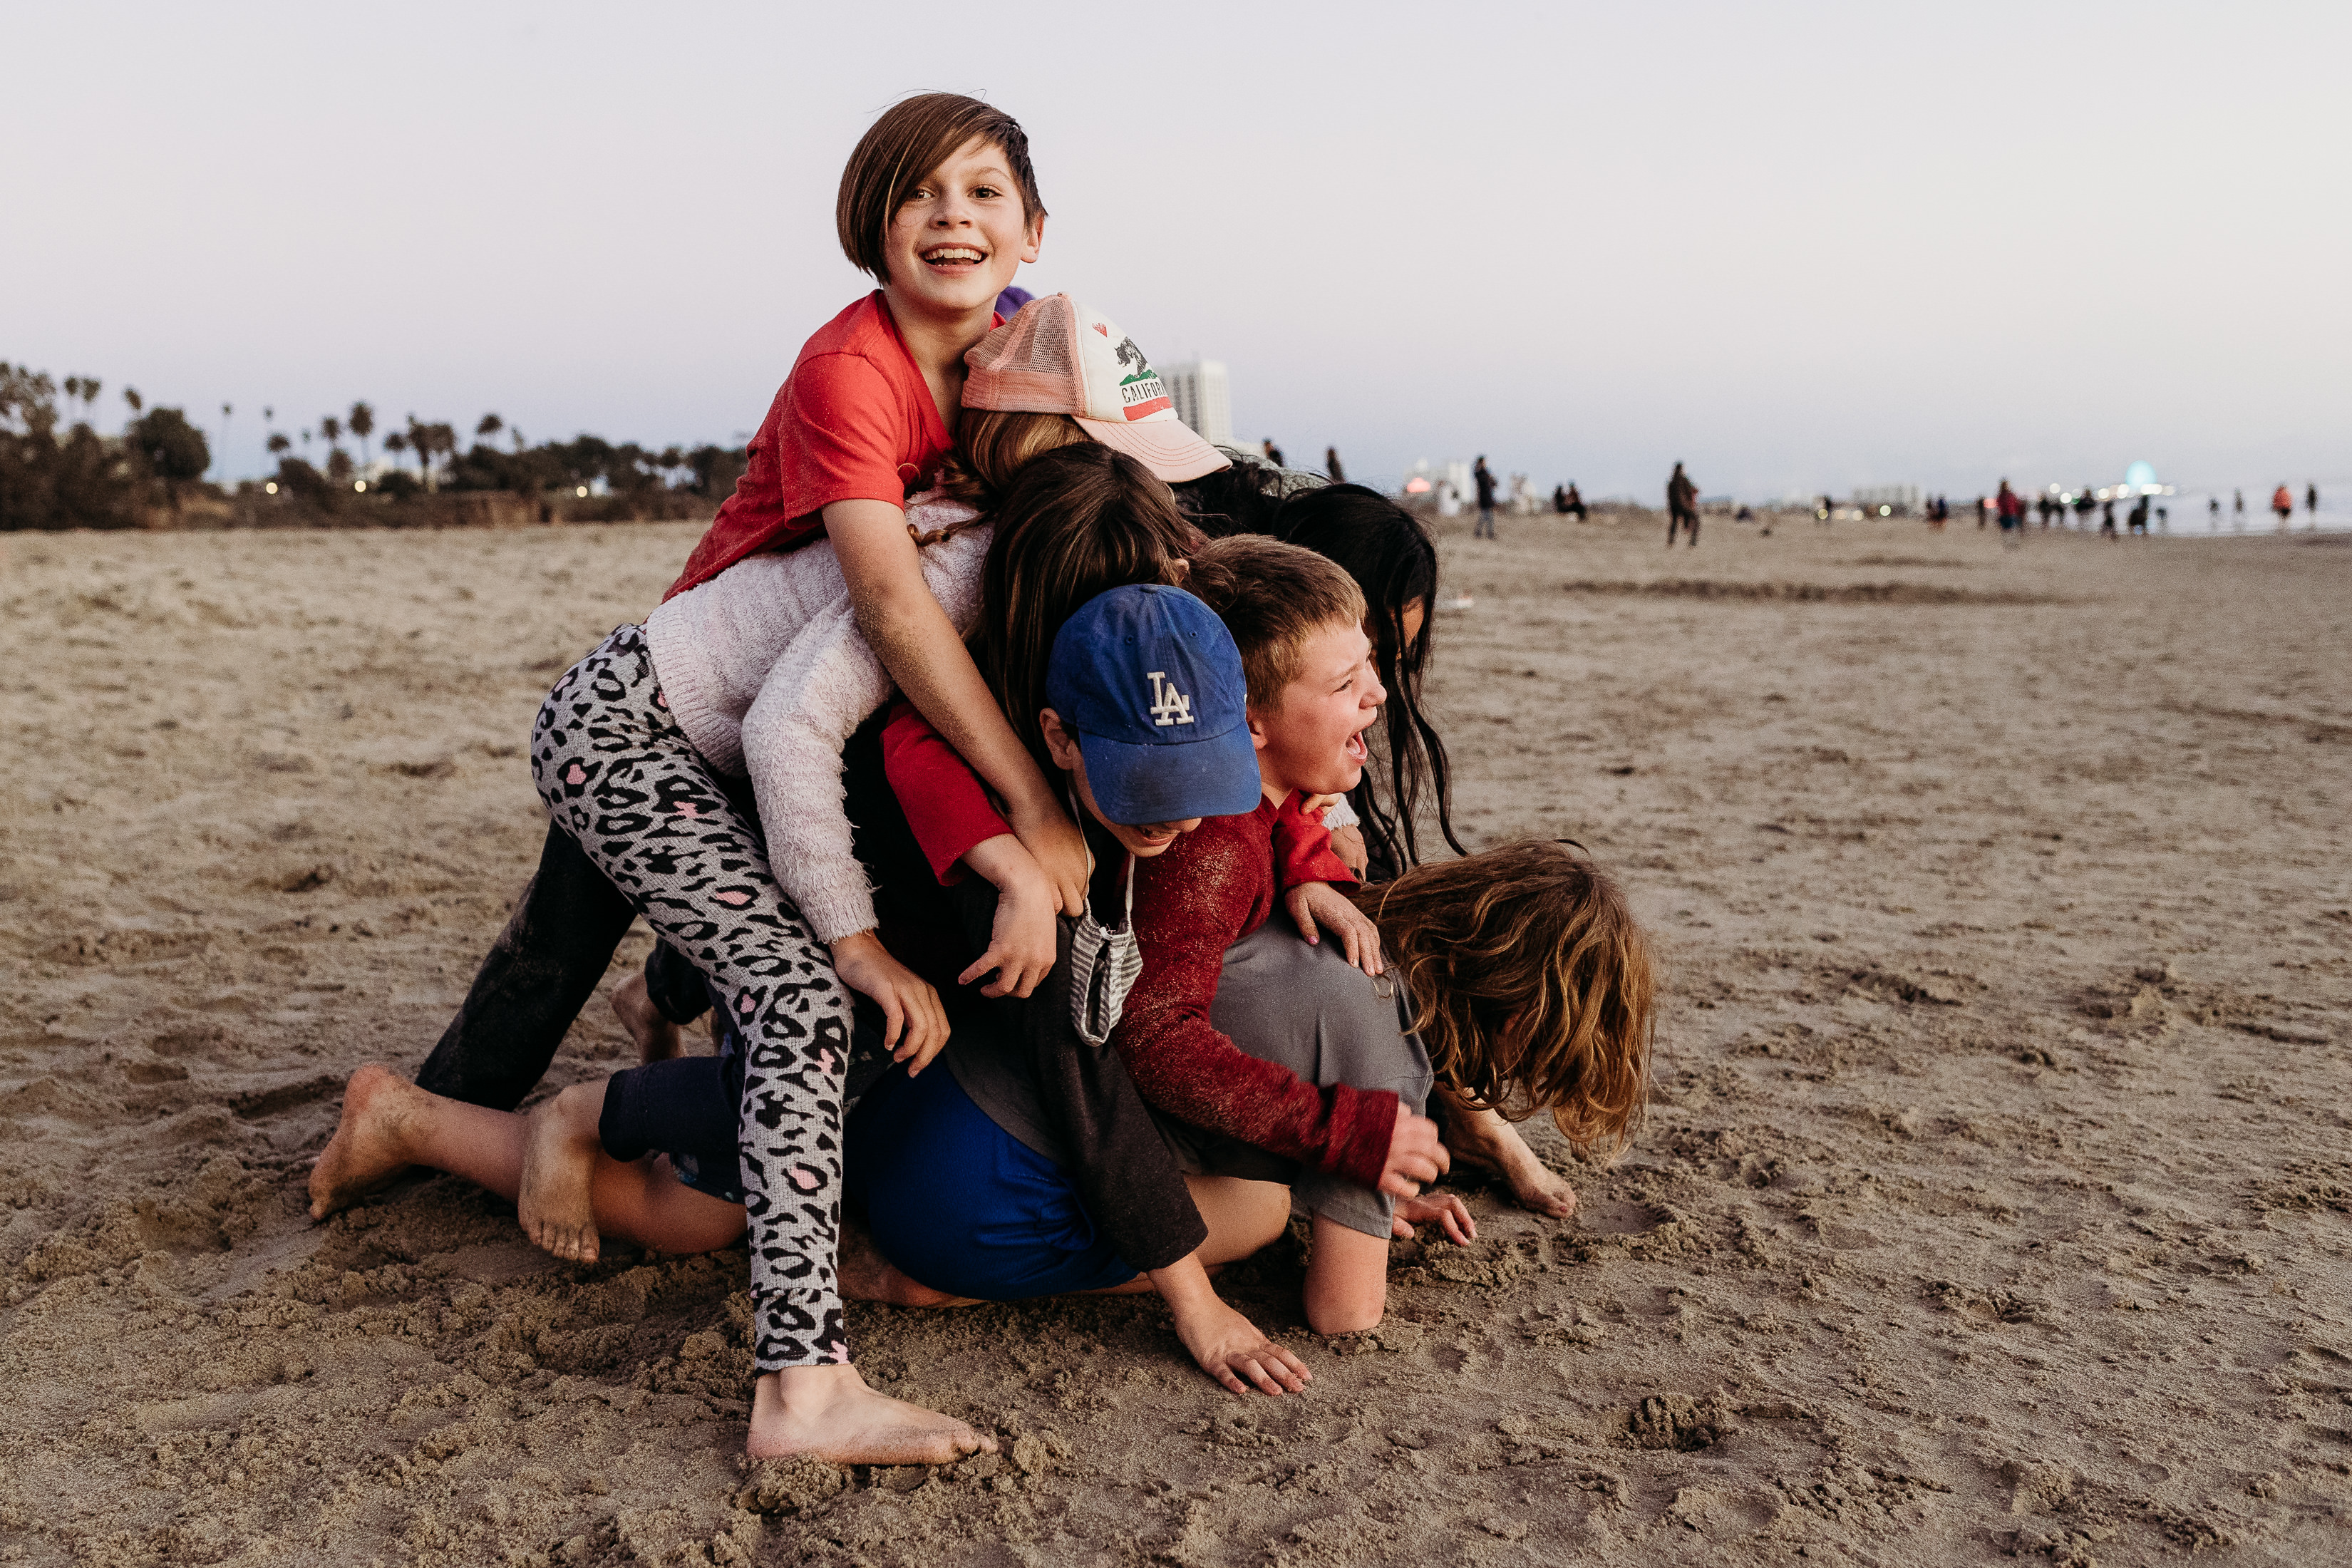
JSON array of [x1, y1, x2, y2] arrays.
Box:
[[963, 294, 1229, 483]]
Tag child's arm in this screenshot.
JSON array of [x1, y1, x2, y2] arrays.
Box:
[[1270, 792, 1383, 976], [827, 498, 1088, 915], [1113, 822, 1443, 1195], [880, 703, 1056, 1001], [736, 594, 949, 1072]]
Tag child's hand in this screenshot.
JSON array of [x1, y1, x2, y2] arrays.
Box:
[[1379, 1105, 1449, 1199], [1326, 825, 1369, 878], [1284, 881, 1383, 975], [1007, 794, 1090, 918], [1150, 1255, 1311, 1397], [828, 932, 950, 1076], [1392, 1192, 1476, 1246], [956, 835, 1059, 999]]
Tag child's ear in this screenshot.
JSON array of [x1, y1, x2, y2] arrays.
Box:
[[1246, 711, 1269, 753], [1021, 211, 1045, 264], [1039, 707, 1080, 769]]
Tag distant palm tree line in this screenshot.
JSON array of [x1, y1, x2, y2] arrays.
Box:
[[9, 361, 751, 515]]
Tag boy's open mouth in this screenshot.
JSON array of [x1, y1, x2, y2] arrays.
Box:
[[920, 244, 987, 271], [1344, 729, 1368, 764]]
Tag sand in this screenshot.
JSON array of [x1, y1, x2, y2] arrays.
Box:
[[2, 512, 2348, 1566]]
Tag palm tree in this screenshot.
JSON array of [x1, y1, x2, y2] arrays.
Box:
[[123, 386, 143, 423], [349, 401, 375, 474], [477, 413, 503, 444], [219, 403, 232, 480], [383, 430, 409, 476]]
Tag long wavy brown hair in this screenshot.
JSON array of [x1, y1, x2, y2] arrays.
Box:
[[1356, 840, 1654, 1159]]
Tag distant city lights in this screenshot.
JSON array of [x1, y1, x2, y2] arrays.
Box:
[[264, 481, 277, 494]]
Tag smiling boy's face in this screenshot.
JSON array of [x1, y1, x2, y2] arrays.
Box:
[[884, 135, 1043, 319], [1249, 619, 1385, 803]]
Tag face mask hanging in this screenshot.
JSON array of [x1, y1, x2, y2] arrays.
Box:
[[1066, 787, 1144, 1047]]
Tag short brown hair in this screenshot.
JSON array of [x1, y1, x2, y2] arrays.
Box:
[[837, 94, 1046, 284], [1356, 840, 1654, 1160], [971, 445, 1193, 775], [1182, 535, 1368, 711]]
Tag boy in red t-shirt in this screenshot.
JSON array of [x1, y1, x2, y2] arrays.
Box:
[[671, 92, 1090, 936]]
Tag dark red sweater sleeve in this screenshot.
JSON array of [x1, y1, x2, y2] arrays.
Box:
[[1113, 810, 1397, 1190], [1269, 792, 1358, 890], [880, 702, 1012, 884]]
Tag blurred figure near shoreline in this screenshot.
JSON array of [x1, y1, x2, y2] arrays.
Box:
[[1552, 482, 1587, 520], [2100, 497, 2118, 537], [2272, 485, 2294, 527], [1666, 462, 1699, 547], [2209, 496, 2221, 527], [1996, 479, 2023, 546], [2234, 489, 2246, 528], [1472, 455, 1498, 540], [2309, 482, 2321, 522]]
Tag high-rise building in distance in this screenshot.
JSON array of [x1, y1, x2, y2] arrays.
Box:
[[1162, 361, 1232, 450]]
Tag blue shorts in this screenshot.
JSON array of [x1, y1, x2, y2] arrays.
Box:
[[846, 1063, 1138, 1301]]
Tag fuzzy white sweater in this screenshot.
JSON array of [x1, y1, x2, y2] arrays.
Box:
[[644, 494, 989, 944]]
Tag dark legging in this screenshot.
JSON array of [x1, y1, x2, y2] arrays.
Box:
[[1668, 505, 1699, 546], [532, 624, 855, 1371]]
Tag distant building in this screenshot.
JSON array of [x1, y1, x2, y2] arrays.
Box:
[[1852, 484, 1922, 513], [1162, 361, 1232, 449]]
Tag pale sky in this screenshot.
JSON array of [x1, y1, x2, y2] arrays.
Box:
[[9, 1, 2345, 502]]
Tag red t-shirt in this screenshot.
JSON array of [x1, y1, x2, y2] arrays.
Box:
[[664, 292, 981, 602]]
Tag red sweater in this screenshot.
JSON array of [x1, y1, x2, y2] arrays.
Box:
[[1112, 802, 1396, 1191]]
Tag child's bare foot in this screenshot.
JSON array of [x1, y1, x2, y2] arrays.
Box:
[[747, 1365, 995, 1464], [837, 1215, 975, 1308], [518, 1081, 604, 1264], [1439, 1093, 1579, 1219], [612, 970, 684, 1064], [309, 1063, 421, 1219]]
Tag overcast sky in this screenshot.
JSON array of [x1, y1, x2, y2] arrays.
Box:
[[9, 1, 2345, 500]]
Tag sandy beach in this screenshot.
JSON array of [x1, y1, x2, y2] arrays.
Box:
[[3, 512, 2347, 1566]]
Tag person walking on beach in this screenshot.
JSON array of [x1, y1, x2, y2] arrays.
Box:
[[1995, 479, 2023, 546], [2309, 482, 2321, 522], [1666, 462, 1699, 547], [2234, 488, 2245, 528], [1472, 456, 1498, 540], [1324, 446, 1344, 483], [2100, 497, 2117, 537], [2209, 495, 2221, 528], [2272, 484, 2294, 526]]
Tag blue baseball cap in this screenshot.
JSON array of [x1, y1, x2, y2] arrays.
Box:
[[1046, 585, 1263, 825]]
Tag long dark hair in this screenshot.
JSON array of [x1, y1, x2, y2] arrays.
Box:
[[971, 445, 1192, 776], [1272, 483, 1461, 872]]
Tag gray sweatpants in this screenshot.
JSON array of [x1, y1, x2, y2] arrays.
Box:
[[1161, 923, 1434, 1239]]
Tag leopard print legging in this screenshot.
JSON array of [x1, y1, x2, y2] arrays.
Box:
[[532, 624, 853, 1370]]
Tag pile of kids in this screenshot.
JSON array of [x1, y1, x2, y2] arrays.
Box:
[[308, 95, 1655, 1465]]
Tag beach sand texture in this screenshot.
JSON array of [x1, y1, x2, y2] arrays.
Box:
[[2, 515, 2348, 1565]]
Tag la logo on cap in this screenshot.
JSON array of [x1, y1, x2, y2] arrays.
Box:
[[1147, 671, 1194, 728]]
